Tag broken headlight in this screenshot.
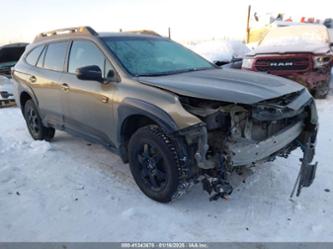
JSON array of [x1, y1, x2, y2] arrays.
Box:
[[313, 55, 332, 68], [179, 96, 231, 131]]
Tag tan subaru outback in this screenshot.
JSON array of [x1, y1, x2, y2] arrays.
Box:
[[13, 27, 318, 202]]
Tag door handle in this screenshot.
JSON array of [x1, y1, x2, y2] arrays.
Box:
[[61, 83, 70, 92], [29, 76, 36, 83]]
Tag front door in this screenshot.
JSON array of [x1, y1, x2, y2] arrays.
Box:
[[61, 40, 117, 147]]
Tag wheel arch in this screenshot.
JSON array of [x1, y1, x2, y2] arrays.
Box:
[[19, 91, 33, 114], [17, 81, 39, 113], [117, 98, 179, 163]]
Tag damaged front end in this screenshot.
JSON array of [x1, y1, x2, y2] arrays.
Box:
[[176, 89, 318, 200]]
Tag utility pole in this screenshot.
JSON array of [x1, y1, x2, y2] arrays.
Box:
[[168, 27, 171, 39], [246, 5, 251, 43]]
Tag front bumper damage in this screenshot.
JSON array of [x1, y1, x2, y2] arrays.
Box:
[[177, 90, 318, 200], [290, 139, 317, 197], [228, 121, 303, 166], [284, 69, 331, 91]]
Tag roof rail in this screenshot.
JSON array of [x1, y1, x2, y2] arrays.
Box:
[[126, 30, 162, 37], [33, 26, 98, 42]]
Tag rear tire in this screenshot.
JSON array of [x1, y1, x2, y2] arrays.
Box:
[[128, 125, 187, 203], [23, 99, 55, 141]]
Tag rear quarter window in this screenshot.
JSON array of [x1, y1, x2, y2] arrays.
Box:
[[25, 46, 44, 66], [44, 42, 69, 71]]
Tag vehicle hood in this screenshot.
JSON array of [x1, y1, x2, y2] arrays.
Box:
[[248, 43, 330, 55], [137, 68, 304, 104]]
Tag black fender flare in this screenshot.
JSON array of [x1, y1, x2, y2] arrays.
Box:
[[116, 98, 180, 163], [117, 98, 179, 141]]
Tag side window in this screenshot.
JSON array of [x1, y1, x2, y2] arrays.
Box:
[[68, 40, 106, 75], [44, 42, 69, 71], [25, 45, 44, 66], [36, 46, 47, 68]]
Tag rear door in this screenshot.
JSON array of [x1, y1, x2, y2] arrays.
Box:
[[26, 41, 70, 126]]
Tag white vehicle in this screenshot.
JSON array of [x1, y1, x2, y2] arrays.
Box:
[[0, 43, 27, 106]]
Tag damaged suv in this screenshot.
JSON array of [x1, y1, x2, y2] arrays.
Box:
[[242, 25, 333, 98], [13, 27, 318, 202]]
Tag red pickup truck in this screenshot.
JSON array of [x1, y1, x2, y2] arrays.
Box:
[[242, 25, 333, 98]]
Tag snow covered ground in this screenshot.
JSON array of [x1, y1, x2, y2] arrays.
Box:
[[0, 81, 333, 242]]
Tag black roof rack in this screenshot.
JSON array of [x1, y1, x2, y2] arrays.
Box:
[[33, 26, 98, 42]]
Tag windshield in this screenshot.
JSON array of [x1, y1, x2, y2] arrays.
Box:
[[260, 25, 329, 47], [102, 36, 214, 76]]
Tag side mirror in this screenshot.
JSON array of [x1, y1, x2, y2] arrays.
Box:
[[76, 65, 103, 82]]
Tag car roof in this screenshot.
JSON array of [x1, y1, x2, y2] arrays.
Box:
[[32, 26, 164, 44], [98, 32, 163, 39]]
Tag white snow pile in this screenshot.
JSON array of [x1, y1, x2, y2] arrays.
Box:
[[29, 140, 52, 154], [246, 25, 330, 55], [260, 37, 326, 48], [186, 40, 250, 63], [260, 25, 328, 48]]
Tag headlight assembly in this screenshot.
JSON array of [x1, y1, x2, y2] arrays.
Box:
[[313, 55, 332, 68]]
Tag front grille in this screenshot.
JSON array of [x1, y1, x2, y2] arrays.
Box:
[[255, 55, 311, 72]]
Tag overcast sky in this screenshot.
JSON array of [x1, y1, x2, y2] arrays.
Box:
[[0, 0, 331, 45]]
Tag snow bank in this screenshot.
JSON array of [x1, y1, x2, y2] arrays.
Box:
[[186, 40, 250, 63], [29, 140, 52, 154], [260, 25, 328, 48]]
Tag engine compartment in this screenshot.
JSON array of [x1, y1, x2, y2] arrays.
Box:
[[179, 91, 311, 167], [176, 89, 317, 199]]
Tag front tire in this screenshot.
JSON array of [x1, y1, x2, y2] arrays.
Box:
[[23, 99, 55, 141], [128, 125, 186, 203]]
